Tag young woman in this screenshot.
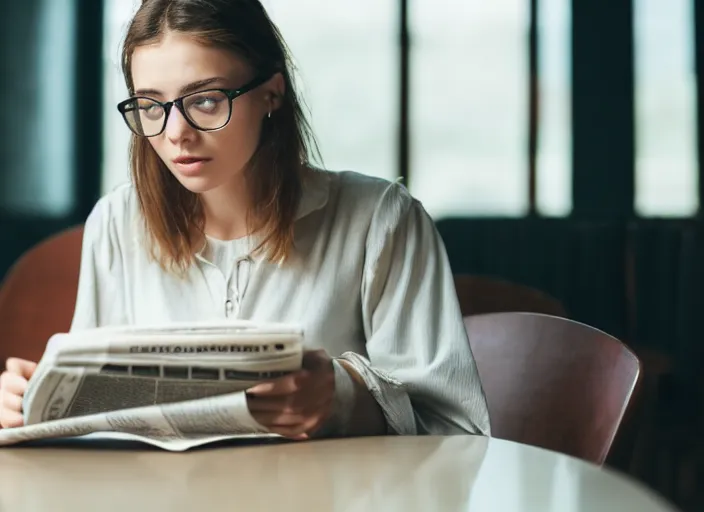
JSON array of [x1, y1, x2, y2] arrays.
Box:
[[0, 0, 490, 439]]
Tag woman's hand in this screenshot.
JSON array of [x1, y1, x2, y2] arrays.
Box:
[[0, 358, 37, 429], [246, 349, 335, 440]]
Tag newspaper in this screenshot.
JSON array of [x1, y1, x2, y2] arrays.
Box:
[[0, 321, 304, 451]]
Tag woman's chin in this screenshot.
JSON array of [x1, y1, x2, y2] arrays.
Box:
[[172, 173, 221, 194], [168, 165, 246, 195]]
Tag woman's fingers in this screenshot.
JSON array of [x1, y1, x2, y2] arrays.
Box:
[[250, 411, 307, 427], [0, 361, 33, 429], [246, 371, 309, 397], [5, 358, 37, 380], [246, 394, 331, 415], [301, 349, 330, 370], [0, 409, 24, 429], [245, 350, 336, 440], [246, 395, 298, 412], [1, 390, 23, 413], [247, 395, 333, 437], [0, 392, 22, 413], [0, 372, 28, 396], [0, 373, 27, 428], [268, 417, 323, 439]]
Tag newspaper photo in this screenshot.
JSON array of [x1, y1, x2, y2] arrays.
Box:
[[0, 321, 304, 451]]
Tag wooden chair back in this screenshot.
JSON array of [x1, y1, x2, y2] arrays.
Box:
[[453, 274, 567, 317], [465, 312, 642, 464], [0, 226, 84, 364]]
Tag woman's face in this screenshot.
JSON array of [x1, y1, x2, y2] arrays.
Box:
[[130, 30, 283, 194]]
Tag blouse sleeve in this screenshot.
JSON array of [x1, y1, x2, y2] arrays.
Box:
[[337, 182, 491, 436], [69, 198, 126, 331]]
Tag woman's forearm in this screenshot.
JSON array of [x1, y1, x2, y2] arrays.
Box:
[[337, 360, 387, 436]]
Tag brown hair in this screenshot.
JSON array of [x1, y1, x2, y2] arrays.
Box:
[[121, 0, 319, 274]]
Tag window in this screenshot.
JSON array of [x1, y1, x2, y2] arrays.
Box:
[[409, 0, 529, 218], [98, 2, 595, 219], [266, 1, 398, 181], [4, 0, 76, 215], [102, 0, 139, 194], [634, 0, 698, 216], [536, 0, 572, 216]]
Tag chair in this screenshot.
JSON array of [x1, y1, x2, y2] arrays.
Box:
[[453, 274, 567, 318], [465, 312, 642, 465], [0, 225, 84, 364]]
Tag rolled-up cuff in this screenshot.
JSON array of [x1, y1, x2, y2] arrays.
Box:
[[329, 358, 357, 435], [337, 351, 417, 435]]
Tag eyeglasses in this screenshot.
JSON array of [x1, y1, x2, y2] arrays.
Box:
[[117, 74, 272, 137]]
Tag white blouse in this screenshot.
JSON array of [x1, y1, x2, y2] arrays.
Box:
[[69, 169, 490, 437]]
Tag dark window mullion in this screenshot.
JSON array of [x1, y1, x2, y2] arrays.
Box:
[[695, 0, 704, 217], [528, 0, 539, 216], [399, 0, 410, 184], [73, 0, 104, 220]]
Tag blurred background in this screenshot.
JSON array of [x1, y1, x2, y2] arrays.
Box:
[[1, 0, 703, 508]]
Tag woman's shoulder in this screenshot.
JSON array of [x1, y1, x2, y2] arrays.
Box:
[[316, 169, 421, 235], [319, 169, 416, 220], [328, 169, 408, 198], [83, 181, 141, 245]]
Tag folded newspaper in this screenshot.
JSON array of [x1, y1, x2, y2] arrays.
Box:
[[0, 321, 303, 451]]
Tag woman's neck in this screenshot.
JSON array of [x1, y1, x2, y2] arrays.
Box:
[[199, 177, 253, 241]]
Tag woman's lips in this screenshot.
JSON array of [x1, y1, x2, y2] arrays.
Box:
[[172, 157, 211, 176]]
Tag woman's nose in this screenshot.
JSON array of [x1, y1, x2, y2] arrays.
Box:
[[164, 105, 196, 142]]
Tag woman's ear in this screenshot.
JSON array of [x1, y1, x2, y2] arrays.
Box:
[[265, 72, 286, 112]]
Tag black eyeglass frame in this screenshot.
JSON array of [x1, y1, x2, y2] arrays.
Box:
[[116, 73, 274, 137]]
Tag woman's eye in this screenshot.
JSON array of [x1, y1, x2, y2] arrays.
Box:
[[137, 102, 162, 119], [192, 95, 223, 112]]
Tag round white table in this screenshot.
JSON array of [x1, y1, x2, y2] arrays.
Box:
[[0, 435, 679, 511]]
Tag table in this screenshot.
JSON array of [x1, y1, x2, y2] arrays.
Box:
[[0, 435, 679, 511]]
